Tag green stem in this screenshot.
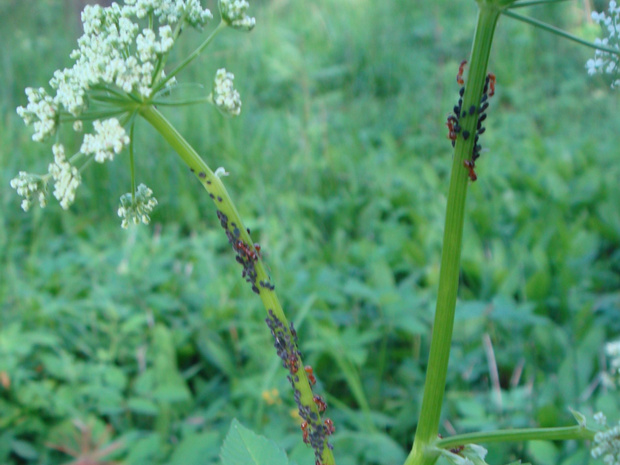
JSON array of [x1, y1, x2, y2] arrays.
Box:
[[504, 9, 620, 55], [405, 5, 501, 465], [153, 21, 227, 95], [437, 425, 595, 449], [138, 105, 336, 465]]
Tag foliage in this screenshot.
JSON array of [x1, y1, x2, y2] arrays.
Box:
[[1, 0, 620, 464]]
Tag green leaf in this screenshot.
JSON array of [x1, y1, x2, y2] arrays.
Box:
[[127, 397, 159, 415], [11, 439, 38, 460], [221, 419, 288, 465], [165, 431, 220, 465]]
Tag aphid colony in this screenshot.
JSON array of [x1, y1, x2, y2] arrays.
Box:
[[446, 60, 495, 182], [266, 310, 334, 465], [203, 171, 334, 463]]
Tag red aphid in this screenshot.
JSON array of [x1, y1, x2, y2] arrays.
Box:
[[463, 159, 477, 182], [301, 421, 309, 444], [488, 72, 496, 97], [313, 395, 327, 412], [288, 353, 299, 374], [305, 365, 317, 385], [324, 418, 335, 435], [457, 60, 467, 85]]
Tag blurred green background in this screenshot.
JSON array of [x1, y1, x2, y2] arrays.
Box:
[[1, 0, 619, 464]]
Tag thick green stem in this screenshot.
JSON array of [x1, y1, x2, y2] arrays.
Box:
[[405, 5, 501, 465], [138, 105, 336, 465], [437, 425, 596, 450]]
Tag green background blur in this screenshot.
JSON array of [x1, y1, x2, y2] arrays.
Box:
[[1, 0, 619, 464]]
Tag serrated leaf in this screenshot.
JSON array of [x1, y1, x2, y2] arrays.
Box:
[[221, 419, 288, 465]]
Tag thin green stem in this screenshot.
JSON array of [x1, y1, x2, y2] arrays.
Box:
[[509, 0, 570, 8], [153, 21, 227, 95], [437, 425, 595, 449], [504, 9, 620, 55], [405, 5, 501, 465], [138, 105, 336, 465]]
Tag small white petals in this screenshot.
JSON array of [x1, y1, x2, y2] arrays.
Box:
[[597, 412, 609, 426], [10, 171, 48, 211], [219, 0, 255, 31], [215, 167, 229, 177], [48, 143, 82, 210], [607, 340, 620, 380], [117, 183, 158, 229], [586, 3, 620, 89], [73, 120, 83, 132], [591, 413, 620, 465], [80, 118, 130, 163], [211, 68, 242, 116], [16, 87, 58, 141]]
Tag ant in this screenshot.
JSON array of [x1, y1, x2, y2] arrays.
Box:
[[463, 159, 477, 182], [488, 72, 496, 97], [301, 421, 310, 444], [288, 353, 299, 374], [324, 418, 335, 435], [456, 60, 467, 85], [305, 365, 317, 386], [313, 395, 327, 412]]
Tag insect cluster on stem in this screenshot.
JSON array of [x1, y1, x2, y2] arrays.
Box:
[[446, 60, 496, 182]]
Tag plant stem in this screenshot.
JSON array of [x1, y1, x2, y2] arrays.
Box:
[[138, 105, 336, 465], [153, 21, 227, 94], [404, 5, 501, 465], [504, 9, 620, 55], [436, 425, 596, 449]]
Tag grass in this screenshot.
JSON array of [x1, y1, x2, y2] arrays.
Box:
[[1, 0, 620, 464]]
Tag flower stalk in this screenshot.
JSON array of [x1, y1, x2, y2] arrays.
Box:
[[138, 105, 336, 465], [405, 4, 501, 465]]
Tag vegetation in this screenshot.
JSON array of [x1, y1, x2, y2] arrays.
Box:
[[1, 0, 619, 464]]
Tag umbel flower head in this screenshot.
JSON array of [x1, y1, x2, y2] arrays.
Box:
[[219, 0, 255, 31], [586, 1, 620, 88], [117, 184, 158, 229], [210, 68, 242, 116], [11, 0, 253, 224], [591, 412, 620, 465]]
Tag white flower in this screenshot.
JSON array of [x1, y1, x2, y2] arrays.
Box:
[[73, 120, 83, 132], [16, 87, 58, 141], [10, 171, 48, 212], [48, 143, 81, 210], [117, 183, 158, 229], [591, 415, 620, 465], [80, 118, 130, 162], [126, 0, 213, 28], [586, 2, 620, 88], [211, 68, 242, 116], [607, 340, 620, 378], [219, 0, 255, 31]]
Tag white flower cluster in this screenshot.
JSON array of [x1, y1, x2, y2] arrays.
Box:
[[117, 183, 158, 228], [592, 412, 620, 465], [16, 87, 58, 142], [80, 119, 130, 163], [607, 340, 620, 379], [126, 0, 213, 28], [9, 172, 48, 212], [586, 1, 620, 87], [48, 144, 81, 210], [219, 0, 255, 30], [211, 68, 242, 116], [17, 0, 212, 133]]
